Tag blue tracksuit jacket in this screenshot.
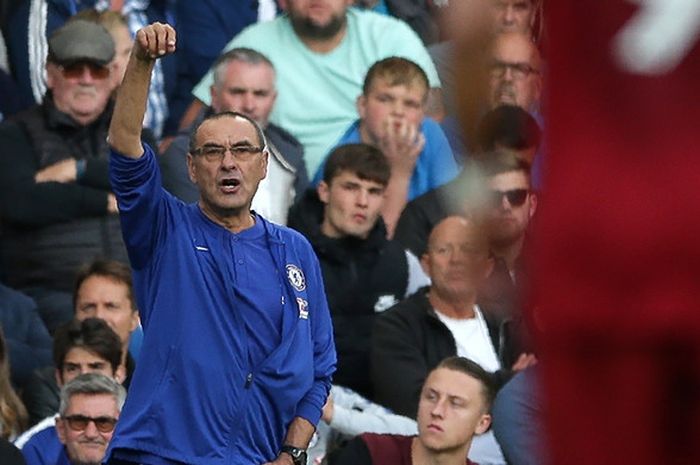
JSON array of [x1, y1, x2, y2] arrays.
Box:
[[106, 144, 336, 464]]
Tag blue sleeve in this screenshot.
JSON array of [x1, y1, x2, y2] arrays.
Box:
[[294, 245, 336, 425], [423, 118, 459, 189], [109, 144, 171, 270]]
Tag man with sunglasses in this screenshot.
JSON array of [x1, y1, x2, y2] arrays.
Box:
[[0, 19, 154, 335], [55, 373, 125, 465], [104, 23, 335, 465]]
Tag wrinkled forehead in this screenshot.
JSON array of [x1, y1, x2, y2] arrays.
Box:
[[195, 115, 262, 146]]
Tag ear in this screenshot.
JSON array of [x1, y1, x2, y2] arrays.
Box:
[[45, 62, 56, 90], [475, 413, 492, 435], [114, 364, 127, 384], [356, 94, 367, 120], [528, 192, 538, 219], [210, 84, 218, 108], [260, 149, 269, 179], [317, 181, 330, 205], [270, 89, 278, 108], [187, 153, 197, 184], [56, 417, 67, 444], [420, 253, 431, 277], [483, 256, 496, 280], [129, 310, 140, 333]]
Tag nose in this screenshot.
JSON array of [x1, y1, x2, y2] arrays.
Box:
[[242, 93, 256, 112], [356, 189, 369, 207], [82, 420, 100, 438], [220, 149, 239, 170], [431, 398, 446, 418], [503, 6, 516, 24], [77, 65, 96, 84]]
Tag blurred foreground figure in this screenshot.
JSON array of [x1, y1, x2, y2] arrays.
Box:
[[535, 3, 700, 465]]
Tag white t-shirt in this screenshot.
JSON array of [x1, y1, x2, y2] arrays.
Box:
[[435, 305, 501, 372]]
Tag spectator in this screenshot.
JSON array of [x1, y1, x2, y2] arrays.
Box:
[[0, 284, 52, 390], [72, 9, 133, 87], [333, 356, 494, 465], [312, 57, 458, 235], [190, 0, 442, 177], [289, 144, 428, 398], [72, 260, 139, 374], [5, 1, 175, 138], [0, 20, 153, 333], [488, 32, 542, 115], [371, 216, 534, 464], [54, 374, 124, 465], [0, 328, 28, 441], [161, 48, 308, 225], [16, 318, 123, 462], [395, 111, 540, 259]]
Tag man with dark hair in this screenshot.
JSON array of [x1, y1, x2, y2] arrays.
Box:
[[54, 373, 125, 465], [72, 260, 140, 369], [476, 105, 541, 164], [16, 319, 124, 465], [0, 20, 153, 334], [334, 356, 494, 465], [289, 143, 428, 399], [105, 23, 335, 465], [161, 47, 308, 225]]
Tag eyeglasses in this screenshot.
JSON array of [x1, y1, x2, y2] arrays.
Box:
[[59, 62, 111, 80], [489, 61, 539, 80], [62, 414, 118, 433], [191, 144, 266, 163], [488, 188, 530, 208]]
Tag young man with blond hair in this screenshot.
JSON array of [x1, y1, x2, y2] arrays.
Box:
[[314, 57, 459, 235]]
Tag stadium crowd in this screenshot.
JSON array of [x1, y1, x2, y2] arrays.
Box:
[[0, 1, 546, 464]]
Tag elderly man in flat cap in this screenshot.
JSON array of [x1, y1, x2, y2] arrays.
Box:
[[0, 19, 154, 334]]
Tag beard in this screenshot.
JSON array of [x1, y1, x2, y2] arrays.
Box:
[[289, 11, 347, 40]]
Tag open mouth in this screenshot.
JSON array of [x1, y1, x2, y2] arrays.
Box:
[[219, 178, 241, 193]]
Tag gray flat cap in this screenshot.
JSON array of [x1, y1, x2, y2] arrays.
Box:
[[48, 19, 115, 66]]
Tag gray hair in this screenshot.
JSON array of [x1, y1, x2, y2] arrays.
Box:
[[59, 373, 126, 416], [212, 47, 275, 88]]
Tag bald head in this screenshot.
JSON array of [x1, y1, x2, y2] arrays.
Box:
[[422, 216, 493, 300], [488, 32, 542, 111]]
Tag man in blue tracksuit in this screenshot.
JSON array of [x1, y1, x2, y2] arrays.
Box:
[[104, 23, 336, 465]]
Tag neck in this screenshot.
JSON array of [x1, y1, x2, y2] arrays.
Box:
[[298, 24, 347, 53], [491, 235, 524, 272], [428, 288, 477, 319], [199, 202, 255, 233], [412, 437, 471, 465]]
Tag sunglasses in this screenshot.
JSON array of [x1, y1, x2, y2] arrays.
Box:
[[59, 62, 110, 80], [62, 414, 118, 433], [488, 189, 530, 208]]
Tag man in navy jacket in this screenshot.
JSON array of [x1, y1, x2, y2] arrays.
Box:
[[105, 23, 336, 465]]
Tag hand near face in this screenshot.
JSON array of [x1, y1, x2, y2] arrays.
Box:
[[378, 117, 425, 176], [34, 158, 78, 183], [133, 22, 176, 61]]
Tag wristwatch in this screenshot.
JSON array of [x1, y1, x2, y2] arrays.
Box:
[[280, 445, 307, 465]]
